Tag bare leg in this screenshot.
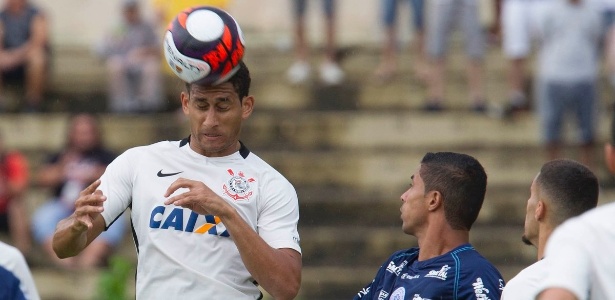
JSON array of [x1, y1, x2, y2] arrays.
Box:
[[24, 46, 47, 109], [375, 26, 397, 81], [467, 58, 485, 105], [426, 58, 445, 106], [508, 57, 527, 105]]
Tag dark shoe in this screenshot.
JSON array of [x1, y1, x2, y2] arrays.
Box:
[[422, 102, 444, 112], [471, 102, 487, 114]]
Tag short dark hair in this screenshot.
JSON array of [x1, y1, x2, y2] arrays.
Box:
[[185, 60, 251, 100], [536, 159, 598, 226], [420, 152, 487, 230]]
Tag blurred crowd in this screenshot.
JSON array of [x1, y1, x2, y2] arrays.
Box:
[[1, 0, 615, 292]]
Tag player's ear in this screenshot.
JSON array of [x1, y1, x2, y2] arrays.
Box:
[[427, 191, 442, 212], [535, 200, 545, 221], [181, 91, 190, 114], [241, 95, 254, 119]]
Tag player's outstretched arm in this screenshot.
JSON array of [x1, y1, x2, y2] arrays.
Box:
[[52, 180, 107, 258], [165, 178, 302, 300]]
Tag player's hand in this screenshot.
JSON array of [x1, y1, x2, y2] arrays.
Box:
[[71, 179, 106, 233], [164, 178, 232, 217]]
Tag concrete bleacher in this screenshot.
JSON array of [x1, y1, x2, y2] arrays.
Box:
[[3, 0, 615, 299], [3, 43, 614, 299]]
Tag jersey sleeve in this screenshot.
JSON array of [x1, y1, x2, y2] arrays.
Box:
[[536, 220, 591, 299], [456, 263, 505, 300], [256, 175, 301, 254], [99, 148, 138, 229]]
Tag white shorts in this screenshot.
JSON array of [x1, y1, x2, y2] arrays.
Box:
[[502, 0, 554, 58]]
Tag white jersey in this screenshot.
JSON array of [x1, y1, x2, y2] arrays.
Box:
[[537, 202, 615, 300], [99, 139, 301, 300], [0, 241, 40, 300], [501, 258, 547, 300]]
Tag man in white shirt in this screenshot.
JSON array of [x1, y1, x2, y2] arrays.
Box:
[[537, 117, 615, 300], [501, 159, 598, 299], [50, 61, 302, 300]]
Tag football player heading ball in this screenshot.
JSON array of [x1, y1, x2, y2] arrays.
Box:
[[51, 6, 302, 300]]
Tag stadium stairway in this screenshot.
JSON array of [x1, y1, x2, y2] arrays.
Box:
[[2, 44, 615, 300]]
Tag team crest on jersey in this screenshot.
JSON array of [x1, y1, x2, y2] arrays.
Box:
[[390, 287, 405, 300], [223, 169, 255, 201]]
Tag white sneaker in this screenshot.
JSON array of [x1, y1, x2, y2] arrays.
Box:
[[286, 61, 311, 85], [319, 61, 344, 86]]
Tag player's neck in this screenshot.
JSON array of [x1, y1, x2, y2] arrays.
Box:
[[536, 224, 554, 261], [417, 227, 469, 261]]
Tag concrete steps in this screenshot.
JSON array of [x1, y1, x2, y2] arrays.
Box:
[[6, 40, 615, 299]]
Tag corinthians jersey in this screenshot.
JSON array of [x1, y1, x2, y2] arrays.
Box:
[[354, 244, 505, 300], [99, 138, 301, 299]]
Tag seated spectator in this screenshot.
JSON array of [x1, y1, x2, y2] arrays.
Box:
[[96, 0, 163, 114], [0, 131, 31, 256], [0, 0, 49, 112], [33, 113, 125, 269]]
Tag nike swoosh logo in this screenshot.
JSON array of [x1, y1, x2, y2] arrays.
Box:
[[157, 170, 183, 177]]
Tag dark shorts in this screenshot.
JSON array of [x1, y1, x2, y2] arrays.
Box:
[[1, 65, 26, 84], [293, 0, 335, 18]]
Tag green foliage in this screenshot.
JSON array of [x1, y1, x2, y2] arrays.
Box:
[[94, 256, 133, 300]]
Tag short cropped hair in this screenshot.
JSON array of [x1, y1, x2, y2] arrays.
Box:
[[185, 60, 251, 101], [536, 159, 598, 226], [420, 152, 487, 230]]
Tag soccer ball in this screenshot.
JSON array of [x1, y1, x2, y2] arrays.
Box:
[[163, 6, 245, 85]]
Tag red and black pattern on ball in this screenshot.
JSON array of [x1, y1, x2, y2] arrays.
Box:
[[170, 6, 245, 83]]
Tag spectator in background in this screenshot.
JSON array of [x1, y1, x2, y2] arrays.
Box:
[[501, 159, 599, 299], [373, 0, 426, 83], [535, 0, 602, 168], [500, 0, 555, 117], [0, 0, 49, 113], [0, 131, 31, 256], [96, 0, 163, 114], [423, 0, 487, 113], [32, 113, 123, 269], [286, 0, 345, 86], [0, 241, 40, 300]]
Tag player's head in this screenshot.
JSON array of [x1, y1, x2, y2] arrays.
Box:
[[185, 60, 251, 101], [181, 60, 254, 157], [522, 159, 598, 246], [419, 152, 487, 230], [66, 113, 103, 153]]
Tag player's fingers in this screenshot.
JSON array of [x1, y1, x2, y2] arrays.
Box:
[[76, 193, 106, 206], [75, 205, 104, 215], [79, 179, 102, 196], [164, 177, 194, 197]]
